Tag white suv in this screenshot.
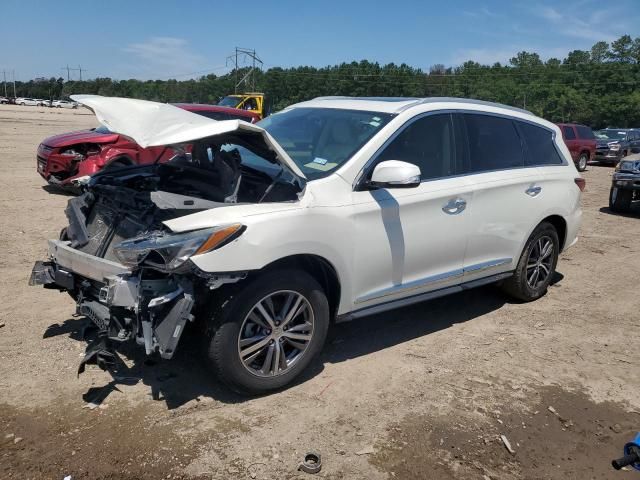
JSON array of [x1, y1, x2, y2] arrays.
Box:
[[31, 95, 583, 394]]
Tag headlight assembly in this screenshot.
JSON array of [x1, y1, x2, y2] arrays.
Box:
[[609, 143, 621, 152], [114, 224, 244, 272]]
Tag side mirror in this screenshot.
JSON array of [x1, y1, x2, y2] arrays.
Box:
[[370, 160, 421, 189]]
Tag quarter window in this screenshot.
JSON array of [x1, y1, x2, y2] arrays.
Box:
[[462, 114, 524, 173], [562, 126, 576, 140], [375, 114, 455, 180], [519, 122, 564, 166]]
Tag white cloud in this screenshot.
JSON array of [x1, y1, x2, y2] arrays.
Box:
[[531, 3, 629, 42], [122, 37, 207, 79], [463, 6, 504, 19]]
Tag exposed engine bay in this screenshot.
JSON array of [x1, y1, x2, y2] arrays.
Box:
[[30, 136, 302, 374]]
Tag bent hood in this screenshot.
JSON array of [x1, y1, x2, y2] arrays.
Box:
[[41, 129, 120, 148], [71, 94, 305, 181]]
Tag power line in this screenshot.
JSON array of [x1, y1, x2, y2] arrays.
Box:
[[226, 47, 263, 92]]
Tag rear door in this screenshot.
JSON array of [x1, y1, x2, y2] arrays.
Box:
[[457, 113, 543, 281]]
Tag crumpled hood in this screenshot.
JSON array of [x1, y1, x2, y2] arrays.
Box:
[[41, 129, 120, 148], [70, 94, 306, 181]]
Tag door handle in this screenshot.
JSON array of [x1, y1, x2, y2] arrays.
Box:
[[525, 185, 542, 197], [442, 198, 467, 215]]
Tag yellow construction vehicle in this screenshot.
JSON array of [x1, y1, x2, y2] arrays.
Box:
[[218, 93, 267, 119]]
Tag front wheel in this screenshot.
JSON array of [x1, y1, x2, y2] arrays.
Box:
[[577, 153, 588, 172], [609, 187, 632, 213], [205, 269, 329, 395], [502, 222, 559, 302]]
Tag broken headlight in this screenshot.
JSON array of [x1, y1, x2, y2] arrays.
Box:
[[114, 224, 244, 272]]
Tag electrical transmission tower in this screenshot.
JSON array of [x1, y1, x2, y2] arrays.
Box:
[[226, 47, 263, 92], [61, 65, 88, 81]]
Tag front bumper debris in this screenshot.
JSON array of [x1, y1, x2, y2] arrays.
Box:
[[30, 246, 196, 374]]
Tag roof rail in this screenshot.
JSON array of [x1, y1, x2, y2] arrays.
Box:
[[397, 97, 533, 115]]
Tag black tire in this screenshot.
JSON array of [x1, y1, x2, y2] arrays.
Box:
[[609, 187, 632, 213], [576, 153, 588, 172], [205, 269, 329, 395], [502, 222, 559, 302]]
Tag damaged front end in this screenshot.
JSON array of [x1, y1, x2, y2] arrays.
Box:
[[30, 95, 306, 376], [30, 181, 247, 375]]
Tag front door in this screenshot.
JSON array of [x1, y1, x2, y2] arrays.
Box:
[[350, 113, 472, 310]]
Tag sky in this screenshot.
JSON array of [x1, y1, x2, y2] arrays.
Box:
[[1, 0, 639, 81]]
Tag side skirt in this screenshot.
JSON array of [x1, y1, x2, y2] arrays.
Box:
[[336, 271, 513, 322]]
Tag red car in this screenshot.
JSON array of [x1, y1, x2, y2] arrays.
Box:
[[37, 104, 260, 187], [556, 123, 596, 172]]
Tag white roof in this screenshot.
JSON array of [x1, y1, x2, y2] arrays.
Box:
[[288, 96, 533, 116]]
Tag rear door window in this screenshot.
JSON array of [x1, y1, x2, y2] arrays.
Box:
[[518, 122, 565, 166], [460, 113, 524, 173], [562, 126, 576, 140]]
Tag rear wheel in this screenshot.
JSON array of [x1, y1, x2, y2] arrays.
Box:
[[205, 269, 329, 395], [609, 187, 632, 213], [577, 153, 588, 172], [502, 222, 559, 302]]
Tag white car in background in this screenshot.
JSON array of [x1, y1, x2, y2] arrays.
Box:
[[30, 95, 583, 394], [15, 97, 39, 106], [37, 99, 51, 107], [52, 100, 78, 109]]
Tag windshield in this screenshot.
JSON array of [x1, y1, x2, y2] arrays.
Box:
[[218, 96, 241, 108], [596, 130, 627, 140], [257, 107, 393, 180]]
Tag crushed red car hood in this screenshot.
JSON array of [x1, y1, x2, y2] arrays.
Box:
[[41, 129, 120, 149]]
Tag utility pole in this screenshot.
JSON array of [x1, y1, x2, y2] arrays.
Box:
[[2, 70, 7, 97], [226, 47, 263, 92], [12, 70, 16, 98], [60, 65, 87, 81], [61, 65, 71, 81]]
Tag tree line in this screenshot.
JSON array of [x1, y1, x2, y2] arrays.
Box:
[[7, 34, 640, 128]]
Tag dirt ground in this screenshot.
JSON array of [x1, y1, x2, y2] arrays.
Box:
[[0, 104, 639, 480]]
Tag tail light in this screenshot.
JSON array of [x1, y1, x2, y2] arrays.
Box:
[[574, 177, 586, 191]]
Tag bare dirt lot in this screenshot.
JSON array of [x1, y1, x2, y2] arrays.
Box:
[[1, 104, 639, 480]]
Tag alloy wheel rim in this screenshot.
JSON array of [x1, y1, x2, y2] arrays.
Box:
[[237, 290, 315, 378], [526, 236, 554, 289], [579, 155, 587, 170]]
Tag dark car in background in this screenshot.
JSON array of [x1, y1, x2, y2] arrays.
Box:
[[594, 129, 640, 165], [556, 123, 596, 171], [609, 154, 640, 212], [37, 103, 259, 188]]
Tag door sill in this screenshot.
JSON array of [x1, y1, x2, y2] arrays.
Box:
[[337, 271, 513, 322]]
